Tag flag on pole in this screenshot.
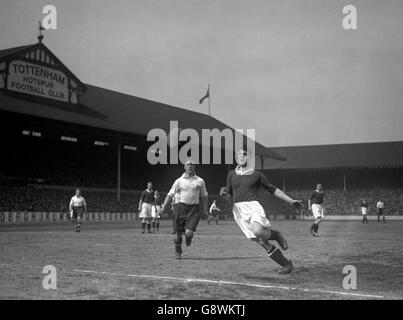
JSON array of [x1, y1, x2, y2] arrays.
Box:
[[199, 87, 210, 104]]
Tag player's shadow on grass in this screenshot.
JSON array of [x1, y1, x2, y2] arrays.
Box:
[[181, 256, 262, 261], [243, 266, 316, 281]]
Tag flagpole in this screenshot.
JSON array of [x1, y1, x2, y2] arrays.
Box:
[[208, 83, 211, 116]]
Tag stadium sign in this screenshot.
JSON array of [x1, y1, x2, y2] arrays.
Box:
[[0, 43, 86, 105], [7, 60, 69, 103]]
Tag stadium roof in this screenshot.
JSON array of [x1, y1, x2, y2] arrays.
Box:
[[264, 142, 403, 170], [0, 45, 33, 59], [0, 43, 285, 161]]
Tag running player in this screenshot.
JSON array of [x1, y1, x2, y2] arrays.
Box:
[[220, 148, 303, 274], [361, 199, 369, 223], [376, 198, 386, 223], [207, 200, 221, 225], [69, 188, 87, 232], [308, 184, 325, 237], [138, 182, 154, 234], [151, 190, 162, 233], [161, 159, 208, 259]]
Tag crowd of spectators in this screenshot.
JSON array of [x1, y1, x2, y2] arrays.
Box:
[[0, 186, 139, 213], [260, 188, 403, 216], [1, 185, 402, 216]]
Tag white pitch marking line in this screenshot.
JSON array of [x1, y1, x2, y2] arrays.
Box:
[[73, 269, 385, 299]]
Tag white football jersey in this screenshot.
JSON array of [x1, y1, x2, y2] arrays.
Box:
[[70, 195, 86, 207]]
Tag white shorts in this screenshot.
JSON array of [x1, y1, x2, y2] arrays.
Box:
[[139, 203, 152, 218], [233, 201, 271, 239], [151, 205, 161, 219], [361, 207, 368, 215], [312, 204, 324, 219]]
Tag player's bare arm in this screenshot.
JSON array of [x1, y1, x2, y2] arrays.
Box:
[[201, 196, 208, 217], [161, 194, 173, 214], [273, 188, 303, 208], [69, 198, 74, 216], [138, 198, 143, 212]]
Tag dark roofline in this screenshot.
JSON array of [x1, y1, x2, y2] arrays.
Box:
[[80, 84, 287, 161], [270, 140, 403, 149], [264, 141, 403, 169], [0, 45, 33, 59]]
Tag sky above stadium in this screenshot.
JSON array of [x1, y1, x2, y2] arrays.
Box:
[[0, 0, 402, 147]]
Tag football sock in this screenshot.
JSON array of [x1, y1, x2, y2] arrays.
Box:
[[141, 223, 145, 231], [310, 223, 315, 231], [147, 223, 151, 232], [174, 233, 182, 253], [156, 221, 160, 230], [315, 223, 319, 233], [267, 246, 289, 267]]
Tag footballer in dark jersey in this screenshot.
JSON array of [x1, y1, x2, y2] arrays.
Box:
[[139, 182, 154, 233], [308, 184, 325, 236], [220, 148, 303, 274]]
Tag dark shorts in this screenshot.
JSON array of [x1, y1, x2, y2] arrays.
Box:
[[378, 209, 384, 215], [210, 209, 220, 217], [72, 206, 84, 219], [173, 203, 200, 232]]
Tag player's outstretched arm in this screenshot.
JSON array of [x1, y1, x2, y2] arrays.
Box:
[[274, 188, 303, 209]]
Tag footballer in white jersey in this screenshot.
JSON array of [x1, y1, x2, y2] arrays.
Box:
[[69, 188, 87, 232]]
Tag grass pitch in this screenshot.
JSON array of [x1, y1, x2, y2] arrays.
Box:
[[0, 219, 402, 299]]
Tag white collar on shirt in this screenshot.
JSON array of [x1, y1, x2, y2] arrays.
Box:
[[181, 173, 198, 179], [235, 165, 255, 176]]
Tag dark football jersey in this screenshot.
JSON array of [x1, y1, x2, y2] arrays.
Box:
[[309, 191, 324, 205], [154, 196, 162, 206], [226, 170, 277, 203], [140, 190, 154, 204], [361, 201, 368, 208]]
